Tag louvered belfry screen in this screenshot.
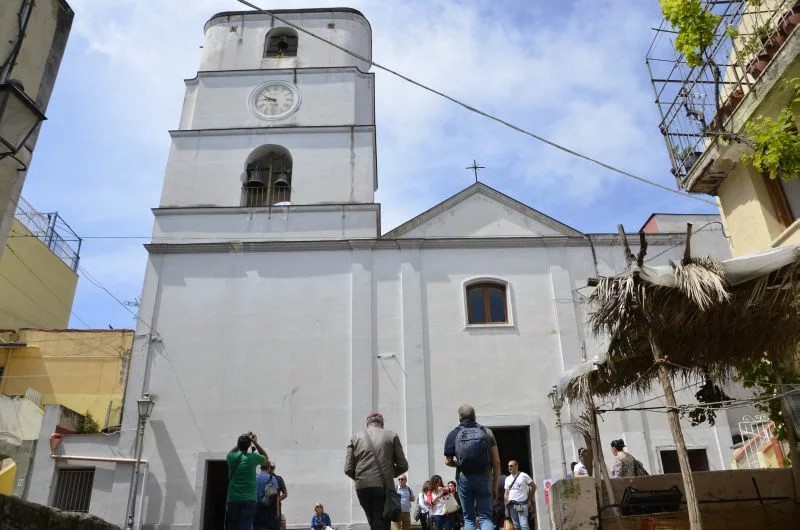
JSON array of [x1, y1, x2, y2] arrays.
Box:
[[53, 468, 95, 512]]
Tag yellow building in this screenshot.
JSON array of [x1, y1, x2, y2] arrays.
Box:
[[0, 196, 80, 329], [0, 328, 133, 427], [649, 0, 800, 255]]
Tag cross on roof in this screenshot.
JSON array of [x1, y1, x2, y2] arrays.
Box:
[[466, 160, 485, 183]]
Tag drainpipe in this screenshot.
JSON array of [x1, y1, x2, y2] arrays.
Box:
[[50, 454, 148, 464]]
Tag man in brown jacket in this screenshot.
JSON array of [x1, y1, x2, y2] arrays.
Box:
[[345, 412, 409, 530]]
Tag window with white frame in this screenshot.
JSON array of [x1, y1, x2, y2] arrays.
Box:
[[466, 280, 509, 325]]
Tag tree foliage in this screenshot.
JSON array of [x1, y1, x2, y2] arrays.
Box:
[[660, 0, 721, 66], [736, 354, 800, 441], [77, 411, 100, 434], [744, 79, 800, 180]]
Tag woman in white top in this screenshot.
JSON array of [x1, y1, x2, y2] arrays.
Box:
[[417, 481, 433, 530], [429, 474, 453, 530]]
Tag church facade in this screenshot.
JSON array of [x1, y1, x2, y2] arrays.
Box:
[[24, 9, 741, 529]]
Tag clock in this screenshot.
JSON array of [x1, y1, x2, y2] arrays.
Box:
[[249, 81, 301, 120]]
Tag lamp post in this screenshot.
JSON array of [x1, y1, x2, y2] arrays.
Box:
[[126, 394, 155, 530], [547, 385, 568, 478]]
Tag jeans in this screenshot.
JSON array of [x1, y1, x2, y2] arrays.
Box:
[[357, 487, 390, 530], [456, 473, 494, 530], [227, 500, 257, 530], [507, 503, 530, 530], [432, 514, 453, 530]]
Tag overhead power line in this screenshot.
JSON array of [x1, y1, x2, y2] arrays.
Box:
[[236, 0, 716, 206]]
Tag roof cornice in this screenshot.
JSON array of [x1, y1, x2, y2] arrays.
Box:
[[145, 233, 684, 254]]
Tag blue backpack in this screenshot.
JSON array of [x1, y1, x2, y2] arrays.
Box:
[[455, 425, 490, 473]]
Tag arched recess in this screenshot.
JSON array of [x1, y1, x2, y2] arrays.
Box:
[[242, 145, 292, 206], [264, 27, 299, 58]]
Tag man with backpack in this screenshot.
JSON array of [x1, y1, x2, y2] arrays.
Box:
[[255, 463, 281, 530], [444, 405, 501, 530]]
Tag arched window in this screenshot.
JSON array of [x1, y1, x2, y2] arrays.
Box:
[[242, 145, 292, 206], [264, 28, 298, 58], [466, 281, 508, 325]]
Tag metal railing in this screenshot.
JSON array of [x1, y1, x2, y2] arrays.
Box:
[[647, 0, 799, 186], [52, 468, 95, 512], [241, 185, 292, 207], [13, 196, 81, 271]]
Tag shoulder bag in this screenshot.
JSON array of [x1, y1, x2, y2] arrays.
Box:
[[506, 473, 527, 513], [363, 430, 402, 522], [441, 492, 460, 514]]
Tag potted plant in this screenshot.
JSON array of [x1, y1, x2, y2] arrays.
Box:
[[781, 1, 800, 35], [741, 24, 775, 78], [673, 145, 703, 172], [660, 0, 721, 67]]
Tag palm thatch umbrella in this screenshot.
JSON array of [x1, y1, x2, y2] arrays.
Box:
[[561, 225, 800, 530]]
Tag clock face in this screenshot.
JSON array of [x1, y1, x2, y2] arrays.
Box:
[[250, 81, 300, 120]]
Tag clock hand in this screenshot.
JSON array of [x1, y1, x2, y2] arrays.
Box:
[[262, 96, 277, 102]]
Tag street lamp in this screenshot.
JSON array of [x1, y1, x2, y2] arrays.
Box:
[[0, 81, 46, 156], [126, 393, 155, 529], [547, 385, 568, 478]]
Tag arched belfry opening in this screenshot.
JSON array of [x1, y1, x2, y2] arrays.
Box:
[[264, 28, 298, 58], [242, 145, 292, 207]]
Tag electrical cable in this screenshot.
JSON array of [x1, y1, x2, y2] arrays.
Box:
[[235, 0, 717, 206]]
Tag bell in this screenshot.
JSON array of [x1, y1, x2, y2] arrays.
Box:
[[245, 167, 268, 187], [277, 36, 290, 51], [273, 171, 290, 188]]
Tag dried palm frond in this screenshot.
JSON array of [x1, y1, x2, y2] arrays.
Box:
[[564, 254, 800, 401], [673, 258, 730, 311]]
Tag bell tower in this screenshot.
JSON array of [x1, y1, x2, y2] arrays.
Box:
[[154, 8, 378, 241]]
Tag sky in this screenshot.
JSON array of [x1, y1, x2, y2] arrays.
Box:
[[18, 0, 717, 329]]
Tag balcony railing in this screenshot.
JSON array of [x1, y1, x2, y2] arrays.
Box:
[[647, 0, 800, 187], [13, 196, 81, 271], [241, 185, 292, 207]]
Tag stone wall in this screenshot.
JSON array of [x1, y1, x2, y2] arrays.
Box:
[[549, 468, 800, 530], [0, 494, 119, 529]]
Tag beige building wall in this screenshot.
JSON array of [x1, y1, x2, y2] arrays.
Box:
[[0, 0, 73, 261], [0, 218, 77, 329], [0, 329, 133, 426], [717, 164, 788, 256]]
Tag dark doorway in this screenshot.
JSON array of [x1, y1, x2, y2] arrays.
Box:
[[660, 449, 709, 474], [202, 460, 228, 530], [491, 426, 532, 476]]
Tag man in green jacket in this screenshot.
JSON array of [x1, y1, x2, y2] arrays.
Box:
[[227, 432, 268, 530]]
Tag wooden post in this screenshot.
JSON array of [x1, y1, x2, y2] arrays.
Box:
[[649, 332, 704, 530], [590, 405, 616, 512], [620, 223, 703, 528]]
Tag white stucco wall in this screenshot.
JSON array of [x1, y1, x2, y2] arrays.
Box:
[[22, 217, 732, 530], [159, 127, 376, 207], [200, 10, 372, 72], [180, 69, 374, 131]]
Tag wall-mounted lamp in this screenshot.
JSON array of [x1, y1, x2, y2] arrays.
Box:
[[0, 81, 45, 157]]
